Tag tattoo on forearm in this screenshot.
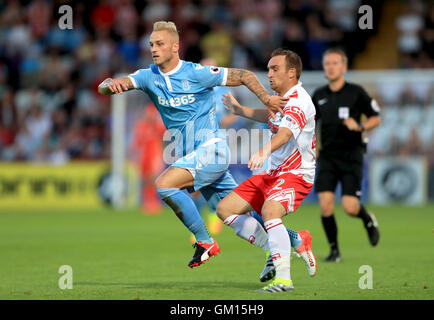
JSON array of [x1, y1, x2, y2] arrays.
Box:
[[120, 77, 133, 88], [226, 68, 245, 85], [227, 68, 269, 104]]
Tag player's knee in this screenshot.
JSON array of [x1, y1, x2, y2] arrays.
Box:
[[154, 175, 164, 190], [216, 199, 230, 220], [154, 174, 175, 190], [318, 192, 334, 216], [261, 201, 285, 221], [343, 203, 359, 216], [261, 207, 276, 221], [320, 201, 334, 216], [342, 198, 359, 216], [261, 209, 272, 221]]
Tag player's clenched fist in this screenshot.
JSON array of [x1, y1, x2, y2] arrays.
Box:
[[98, 77, 133, 95], [265, 95, 288, 120]]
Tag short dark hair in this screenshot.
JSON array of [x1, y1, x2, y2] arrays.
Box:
[[271, 48, 302, 79], [323, 48, 348, 66]]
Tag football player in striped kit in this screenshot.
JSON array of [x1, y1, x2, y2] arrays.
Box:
[[217, 49, 317, 293]]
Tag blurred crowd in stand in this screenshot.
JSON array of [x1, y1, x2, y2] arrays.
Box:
[[0, 0, 433, 166], [396, 0, 434, 68]]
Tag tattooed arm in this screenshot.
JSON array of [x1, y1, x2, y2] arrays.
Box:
[[98, 77, 134, 96], [225, 68, 287, 118]]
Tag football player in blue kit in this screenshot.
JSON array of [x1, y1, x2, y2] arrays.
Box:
[[98, 21, 287, 268]]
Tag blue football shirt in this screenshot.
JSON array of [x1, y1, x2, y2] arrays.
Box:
[[128, 60, 228, 157]]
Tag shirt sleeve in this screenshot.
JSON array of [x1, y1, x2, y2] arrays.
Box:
[[128, 69, 149, 91], [193, 64, 228, 88], [279, 105, 308, 140], [357, 86, 380, 117]]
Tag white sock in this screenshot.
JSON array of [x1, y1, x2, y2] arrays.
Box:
[[265, 218, 291, 281], [224, 214, 269, 252], [273, 256, 291, 282]]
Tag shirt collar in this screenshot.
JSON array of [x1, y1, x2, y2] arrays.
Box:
[[283, 81, 302, 98], [158, 59, 183, 76]]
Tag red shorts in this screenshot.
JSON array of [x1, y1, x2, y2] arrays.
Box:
[[233, 172, 313, 215]]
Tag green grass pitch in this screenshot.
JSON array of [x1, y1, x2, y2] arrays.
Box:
[[0, 204, 432, 300]]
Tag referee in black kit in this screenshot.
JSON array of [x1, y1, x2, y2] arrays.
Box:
[[312, 48, 381, 262]]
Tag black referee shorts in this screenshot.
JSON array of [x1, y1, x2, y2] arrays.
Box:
[[314, 150, 363, 198]]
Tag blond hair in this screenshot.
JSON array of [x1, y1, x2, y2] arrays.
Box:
[[153, 21, 179, 42]]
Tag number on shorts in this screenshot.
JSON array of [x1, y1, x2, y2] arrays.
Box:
[[267, 178, 285, 194]]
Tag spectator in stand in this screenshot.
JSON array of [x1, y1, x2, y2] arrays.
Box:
[[91, 0, 115, 33], [422, 4, 434, 60], [26, 0, 52, 41], [201, 21, 233, 67], [0, 89, 19, 157], [14, 103, 52, 161], [399, 127, 424, 156], [114, 0, 139, 39], [281, 18, 309, 67], [396, 1, 425, 67], [182, 29, 203, 63], [305, 13, 329, 69], [141, 0, 171, 25]]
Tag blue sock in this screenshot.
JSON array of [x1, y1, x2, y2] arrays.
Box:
[[192, 193, 207, 217], [249, 210, 302, 250], [157, 188, 212, 243]]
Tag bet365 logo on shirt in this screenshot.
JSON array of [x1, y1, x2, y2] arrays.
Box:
[[158, 94, 196, 107]]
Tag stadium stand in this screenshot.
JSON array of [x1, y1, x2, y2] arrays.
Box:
[[0, 0, 432, 168]]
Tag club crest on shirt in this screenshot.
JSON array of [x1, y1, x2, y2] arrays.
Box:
[[182, 80, 190, 90]]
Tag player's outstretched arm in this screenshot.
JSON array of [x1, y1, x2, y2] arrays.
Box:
[[98, 77, 134, 96], [225, 68, 288, 119], [222, 92, 268, 123], [248, 127, 293, 170]]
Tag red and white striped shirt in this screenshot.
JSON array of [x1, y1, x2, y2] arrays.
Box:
[[266, 82, 316, 183]]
